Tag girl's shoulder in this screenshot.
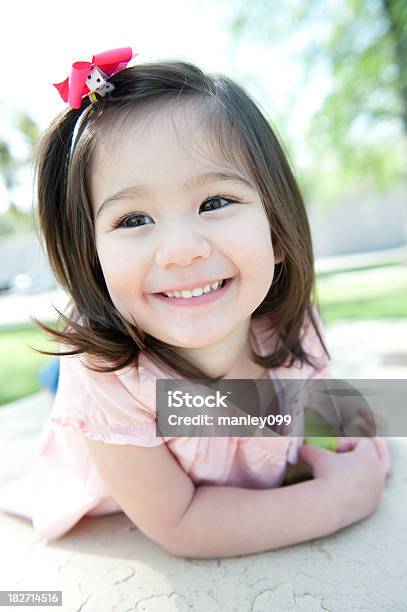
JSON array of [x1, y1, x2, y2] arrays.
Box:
[[50, 347, 164, 447]]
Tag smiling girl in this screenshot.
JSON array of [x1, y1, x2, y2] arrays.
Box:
[[0, 52, 390, 557]]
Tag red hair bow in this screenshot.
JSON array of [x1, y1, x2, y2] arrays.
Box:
[[53, 47, 137, 109]]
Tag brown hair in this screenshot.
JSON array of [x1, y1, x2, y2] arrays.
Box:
[[31, 60, 329, 380]]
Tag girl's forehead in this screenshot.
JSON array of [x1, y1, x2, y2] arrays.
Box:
[[92, 99, 245, 173]]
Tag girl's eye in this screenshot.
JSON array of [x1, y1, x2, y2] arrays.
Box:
[[110, 196, 237, 230], [200, 196, 236, 213], [110, 214, 153, 230]]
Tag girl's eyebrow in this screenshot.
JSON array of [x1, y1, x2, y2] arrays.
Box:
[[96, 170, 256, 218]]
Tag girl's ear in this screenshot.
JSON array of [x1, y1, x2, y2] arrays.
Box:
[[274, 245, 285, 265]]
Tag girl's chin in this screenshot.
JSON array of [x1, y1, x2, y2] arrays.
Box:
[[154, 323, 236, 347], [162, 334, 227, 349]]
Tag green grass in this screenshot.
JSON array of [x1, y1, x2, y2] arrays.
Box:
[[317, 266, 407, 323], [0, 323, 59, 407], [319, 291, 407, 323]]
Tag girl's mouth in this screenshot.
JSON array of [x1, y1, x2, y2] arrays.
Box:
[[151, 277, 234, 307]]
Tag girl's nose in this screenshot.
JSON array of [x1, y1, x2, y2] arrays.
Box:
[[155, 229, 212, 268]]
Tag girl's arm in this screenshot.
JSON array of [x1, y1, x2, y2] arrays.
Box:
[[172, 477, 337, 558], [85, 436, 385, 559], [171, 437, 386, 559], [85, 437, 334, 557]]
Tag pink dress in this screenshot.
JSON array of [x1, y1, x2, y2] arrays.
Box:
[[0, 311, 332, 541]]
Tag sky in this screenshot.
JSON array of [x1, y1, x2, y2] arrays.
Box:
[[0, 0, 330, 213]]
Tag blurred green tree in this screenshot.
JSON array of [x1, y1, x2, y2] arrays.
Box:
[[224, 0, 407, 201], [0, 108, 40, 237]]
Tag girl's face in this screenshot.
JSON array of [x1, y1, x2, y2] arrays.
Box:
[[90, 103, 281, 350]]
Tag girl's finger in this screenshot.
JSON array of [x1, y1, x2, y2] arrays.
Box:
[[371, 437, 391, 476], [336, 436, 360, 452], [344, 417, 375, 437], [357, 407, 376, 427]]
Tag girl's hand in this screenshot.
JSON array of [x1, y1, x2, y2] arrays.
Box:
[[304, 379, 386, 438], [298, 438, 387, 528], [336, 405, 387, 439], [336, 436, 391, 477]]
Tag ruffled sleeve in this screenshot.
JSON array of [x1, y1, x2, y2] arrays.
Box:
[[0, 352, 165, 543], [50, 352, 165, 448]]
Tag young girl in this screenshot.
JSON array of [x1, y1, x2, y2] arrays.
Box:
[[0, 49, 391, 558]]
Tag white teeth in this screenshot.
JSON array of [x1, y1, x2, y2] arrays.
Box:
[[162, 280, 224, 298]]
